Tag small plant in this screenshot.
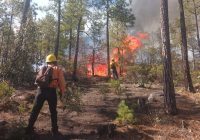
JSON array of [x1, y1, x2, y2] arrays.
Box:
[[110, 79, 122, 94], [116, 100, 135, 125], [126, 64, 161, 87], [61, 85, 82, 112], [18, 103, 27, 123], [99, 84, 110, 95], [0, 81, 15, 104]]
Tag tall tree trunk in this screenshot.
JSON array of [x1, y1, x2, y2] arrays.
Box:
[[192, 0, 200, 55], [4, 8, 14, 63], [92, 49, 95, 76], [69, 27, 72, 61], [0, 32, 4, 65], [160, 0, 177, 115], [72, 17, 82, 81], [18, 0, 31, 48], [21, 0, 31, 25], [106, 0, 111, 78], [12, 0, 30, 61], [121, 48, 124, 75], [178, 0, 195, 93], [54, 0, 61, 58], [8, 0, 31, 85], [191, 45, 196, 70], [117, 47, 122, 76]]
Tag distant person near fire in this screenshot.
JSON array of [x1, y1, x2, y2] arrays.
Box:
[[110, 58, 119, 79]]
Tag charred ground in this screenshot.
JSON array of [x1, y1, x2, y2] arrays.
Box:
[[1, 77, 200, 140]]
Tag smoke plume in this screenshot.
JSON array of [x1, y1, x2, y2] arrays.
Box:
[[132, 0, 179, 32]]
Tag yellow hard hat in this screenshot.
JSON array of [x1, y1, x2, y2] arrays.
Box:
[[46, 54, 57, 63]]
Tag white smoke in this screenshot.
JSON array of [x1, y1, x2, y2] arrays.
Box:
[[132, 0, 179, 32]]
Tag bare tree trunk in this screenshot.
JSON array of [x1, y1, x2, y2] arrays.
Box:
[[0, 32, 4, 65], [178, 0, 195, 93], [117, 47, 122, 76], [106, 0, 111, 78], [121, 48, 124, 74], [11, 0, 30, 62], [54, 0, 61, 58], [192, 0, 200, 55], [21, 0, 31, 25], [191, 45, 196, 70], [72, 17, 82, 81], [17, 0, 31, 49], [4, 8, 14, 63], [69, 27, 72, 61], [92, 49, 95, 76], [160, 0, 177, 115]]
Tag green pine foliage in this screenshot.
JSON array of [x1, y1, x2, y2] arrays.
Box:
[[116, 100, 135, 124]]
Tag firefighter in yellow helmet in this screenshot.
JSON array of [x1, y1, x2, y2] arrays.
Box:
[[46, 53, 57, 63], [110, 58, 118, 79], [26, 54, 66, 136]]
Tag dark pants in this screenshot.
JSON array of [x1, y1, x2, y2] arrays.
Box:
[[27, 87, 58, 131], [112, 68, 118, 79]]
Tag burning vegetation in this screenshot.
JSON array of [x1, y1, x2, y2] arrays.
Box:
[[86, 32, 149, 77]]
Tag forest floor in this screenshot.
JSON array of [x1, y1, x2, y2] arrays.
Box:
[[1, 77, 200, 140]]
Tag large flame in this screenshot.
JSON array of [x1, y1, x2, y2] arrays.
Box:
[[87, 64, 107, 76], [87, 32, 149, 76], [111, 33, 149, 61], [124, 35, 142, 51]]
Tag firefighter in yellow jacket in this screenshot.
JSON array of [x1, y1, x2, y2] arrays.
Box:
[[26, 54, 66, 136]]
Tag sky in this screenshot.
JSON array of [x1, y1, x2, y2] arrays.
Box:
[[32, 0, 49, 7], [32, 0, 50, 19], [32, 0, 179, 32]]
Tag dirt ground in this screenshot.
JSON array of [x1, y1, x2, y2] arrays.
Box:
[[1, 77, 200, 140]]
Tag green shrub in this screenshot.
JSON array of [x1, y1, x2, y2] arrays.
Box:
[[0, 58, 35, 86], [0, 81, 15, 103], [173, 70, 184, 86], [116, 100, 135, 125], [99, 84, 110, 95], [110, 79, 122, 94], [191, 70, 200, 84], [61, 86, 82, 112], [126, 64, 161, 87], [149, 64, 163, 83], [18, 103, 27, 123]]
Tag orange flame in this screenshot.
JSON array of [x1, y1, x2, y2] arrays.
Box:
[[136, 32, 149, 40], [87, 64, 107, 76], [87, 32, 149, 76], [123, 35, 142, 51], [111, 34, 146, 60]]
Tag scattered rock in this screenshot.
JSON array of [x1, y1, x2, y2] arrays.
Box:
[[194, 83, 200, 92], [148, 94, 155, 103]]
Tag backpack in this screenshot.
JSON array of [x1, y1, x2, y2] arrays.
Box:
[[35, 66, 53, 88]]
